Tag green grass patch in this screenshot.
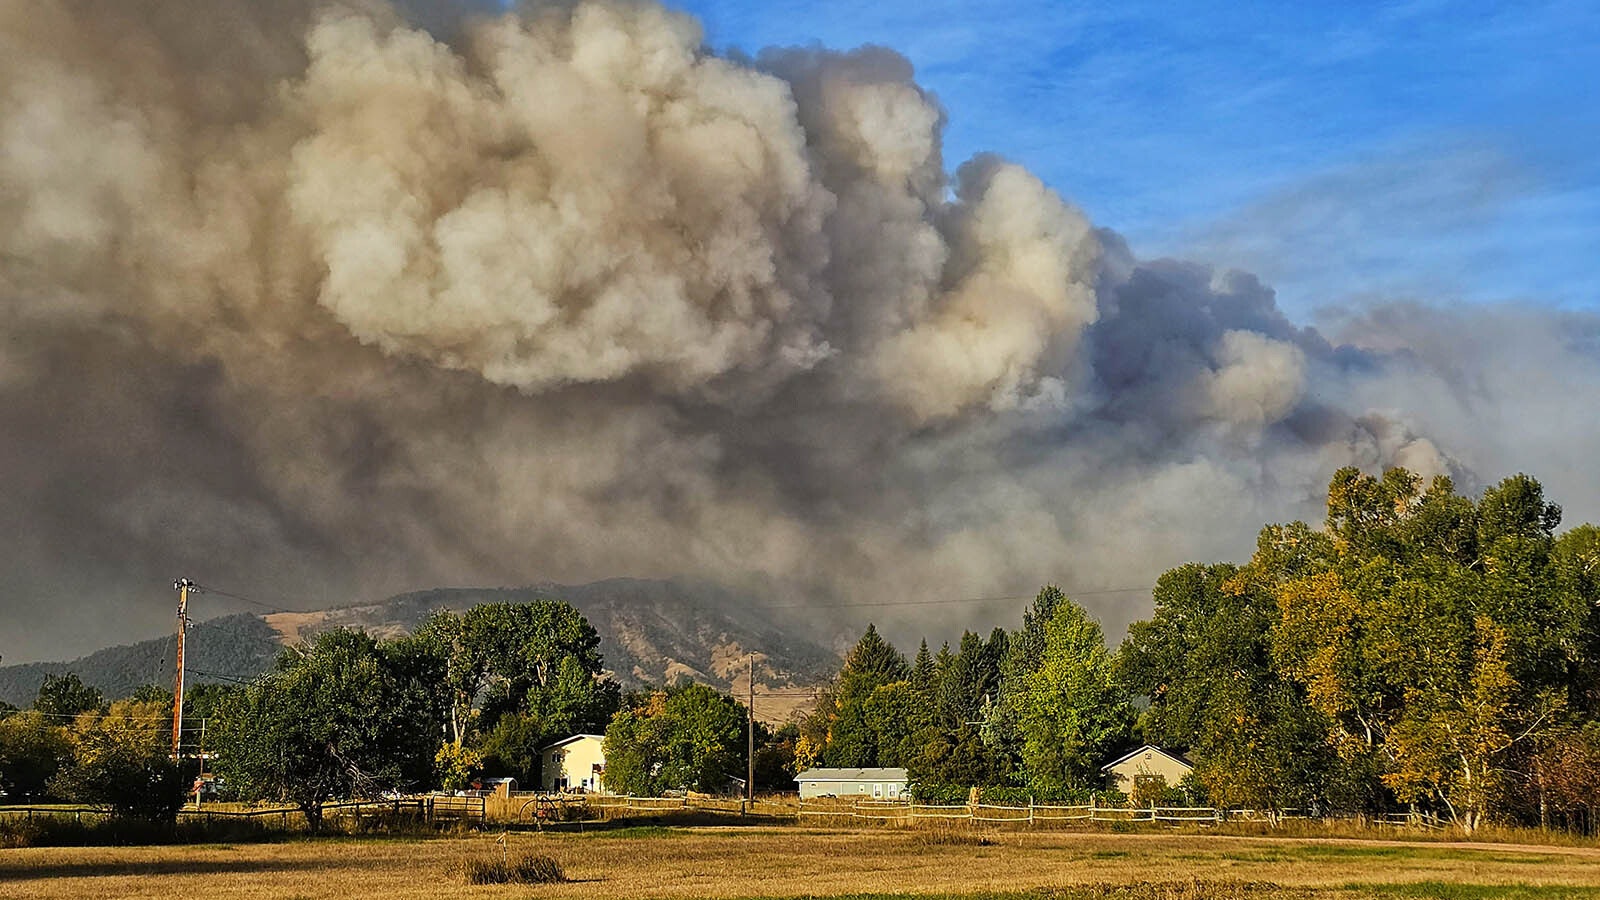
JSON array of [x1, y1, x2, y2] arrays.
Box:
[[587, 824, 684, 839], [1219, 844, 1563, 865], [722, 885, 1319, 900], [1349, 884, 1600, 899]]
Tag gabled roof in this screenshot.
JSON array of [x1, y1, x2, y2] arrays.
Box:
[[1099, 744, 1192, 772], [543, 733, 606, 751], [794, 767, 908, 782]]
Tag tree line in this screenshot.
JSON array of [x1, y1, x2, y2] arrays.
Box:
[[0, 601, 779, 829], [4, 466, 1598, 833], [801, 468, 1600, 831]]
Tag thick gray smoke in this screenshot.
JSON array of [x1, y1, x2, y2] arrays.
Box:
[[3, 0, 1597, 660]]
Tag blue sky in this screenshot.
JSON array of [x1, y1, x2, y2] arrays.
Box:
[[671, 0, 1598, 317]]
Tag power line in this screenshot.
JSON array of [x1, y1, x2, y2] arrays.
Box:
[[17, 709, 189, 722], [756, 586, 1150, 611], [184, 667, 260, 686], [168, 578, 1147, 617], [189, 583, 314, 614]]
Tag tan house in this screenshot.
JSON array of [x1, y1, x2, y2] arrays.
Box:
[[1100, 745, 1193, 793], [541, 734, 608, 794]]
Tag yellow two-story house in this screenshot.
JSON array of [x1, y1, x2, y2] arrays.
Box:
[[541, 734, 608, 794]]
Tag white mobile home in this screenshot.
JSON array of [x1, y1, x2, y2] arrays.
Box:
[[795, 767, 908, 800]]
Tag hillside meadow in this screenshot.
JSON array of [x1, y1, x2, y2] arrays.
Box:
[[3, 826, 1600, 900]]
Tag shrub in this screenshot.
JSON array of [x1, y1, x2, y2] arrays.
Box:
[[980, 785, 1092, 806], [908, 782, 969, 804], [1096, 789, 1130, 808], [459, 852, 567, 885], [513, 854, 567, 884]]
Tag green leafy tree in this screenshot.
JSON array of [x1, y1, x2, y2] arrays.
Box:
[[1015, 600, 1131, 793], [34, 673, 105, 718], [211, 630, 448, 831], [602, 682, 746, 795], [1119, 561, 1342, 813], [49, 699, 185, 821], [752, 722, 797, 792], [0, 710, 72, 801], [411, 601, 618, 781], [1270, 469, 1586, 829], [1555, 525, 1600, 713], [434, 741, 483, 793], [992, 586, 1067, 768], [130, 684, 172, 706]]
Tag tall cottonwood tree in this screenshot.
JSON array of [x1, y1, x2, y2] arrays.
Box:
[[1268, 469, 1592, 829], [1118, 561, 1340, 813], [1015, 599, 1132, 793], [212, 630, 448, 831], [411, 601, 619, 783]]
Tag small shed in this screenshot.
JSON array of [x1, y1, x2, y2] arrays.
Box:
[[1100, 744, 1193, 793], [542, 734, 608, 794], [794, 767, 908, 800], [476, 776, 517, 798]]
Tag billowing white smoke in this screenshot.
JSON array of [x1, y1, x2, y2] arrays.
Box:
[[1, 0, 1596, 659]]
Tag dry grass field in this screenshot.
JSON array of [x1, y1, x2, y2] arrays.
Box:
[[3, 825, 1600, 900]]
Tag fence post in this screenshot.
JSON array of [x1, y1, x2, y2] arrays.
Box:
[[1028, 796, 1034, 827]]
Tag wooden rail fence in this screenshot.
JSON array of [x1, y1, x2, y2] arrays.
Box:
[[0, 795, 487, 829]]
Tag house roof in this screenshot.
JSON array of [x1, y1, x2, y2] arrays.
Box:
[[543, 733, 606, 751], [1099, 744, 1192, 772], [794, 767, 908, 782]]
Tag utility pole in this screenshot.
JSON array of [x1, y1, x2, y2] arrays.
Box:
[[195, 718, 208, 809], [171, 578, 195, 757], [747, 652, 755, 804]]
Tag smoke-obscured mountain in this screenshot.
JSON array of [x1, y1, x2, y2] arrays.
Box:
[[0, 613, 281, 707], [0, 579, 842, 715]]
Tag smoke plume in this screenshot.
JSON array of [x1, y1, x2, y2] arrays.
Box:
[[2, 0, 1597, 660]]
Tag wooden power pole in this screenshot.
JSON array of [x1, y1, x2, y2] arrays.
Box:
[[171, 578, 194, 756], [747, 653, 755, 803]]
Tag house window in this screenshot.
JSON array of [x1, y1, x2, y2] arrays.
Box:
[[872, 783, 883, 799]]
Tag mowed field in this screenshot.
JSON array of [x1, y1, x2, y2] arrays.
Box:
[[4, 826, 1600, 900]]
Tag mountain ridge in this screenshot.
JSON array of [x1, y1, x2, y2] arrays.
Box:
[[0, 579, 840, 720]]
